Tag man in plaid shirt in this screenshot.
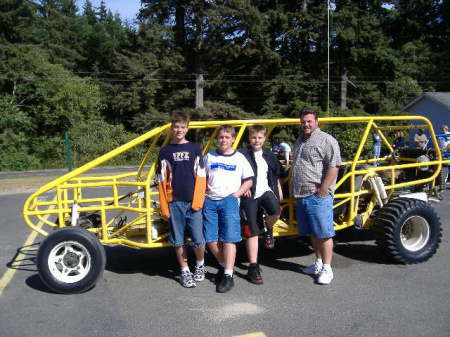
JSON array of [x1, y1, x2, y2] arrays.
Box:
[[292, 107, 341, 285]]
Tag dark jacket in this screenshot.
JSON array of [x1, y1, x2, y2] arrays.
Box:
[[394, 136, 405, 148], [239, 147, 282, 200], [372, 133, 381, 144]]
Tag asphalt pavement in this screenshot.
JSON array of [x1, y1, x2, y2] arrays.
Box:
[[0, 190, 449, 337]]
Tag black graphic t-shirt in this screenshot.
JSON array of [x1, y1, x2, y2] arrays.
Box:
[[157, 142, 203, 202]]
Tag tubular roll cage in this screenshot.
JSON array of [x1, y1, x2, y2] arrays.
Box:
[[23, 116, 449, 248]]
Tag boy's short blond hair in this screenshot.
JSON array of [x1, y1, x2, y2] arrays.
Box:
[[170, 111, 190, 125], [248, 124, 267, 136], [217, 125, 236, 137]]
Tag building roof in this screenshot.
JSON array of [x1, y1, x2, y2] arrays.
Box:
[[402, 92, 450, 112]]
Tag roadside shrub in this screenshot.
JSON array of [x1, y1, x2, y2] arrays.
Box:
[[70, 119, 146, 167]]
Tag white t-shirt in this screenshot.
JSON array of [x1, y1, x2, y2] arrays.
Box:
[[254, 150, 271, 199], [204, 150, 254, 200], [439, 132, 450, 150]]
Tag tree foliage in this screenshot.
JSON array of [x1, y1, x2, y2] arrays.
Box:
[[0, 0, 449, 170]]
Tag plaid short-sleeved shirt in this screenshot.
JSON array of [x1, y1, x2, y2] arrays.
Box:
[[292, 128, 341, 198]]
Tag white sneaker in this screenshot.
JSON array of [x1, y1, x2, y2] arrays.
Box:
[[302, 260, 323, 276], [317, 266, 334, 285], [193, 265, 206, 282], [180, 271, 196, 288]]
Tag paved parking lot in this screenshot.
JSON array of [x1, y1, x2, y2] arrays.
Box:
[[1, 191, 449, 337]]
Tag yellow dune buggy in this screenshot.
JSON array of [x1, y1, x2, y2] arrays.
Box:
[[23, 116, 447, 293]]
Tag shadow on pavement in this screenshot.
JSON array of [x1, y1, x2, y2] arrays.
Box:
[[257, 237, 313, 271], [20, 227, 393, 294], [333, 243, 391, 264], [6, 243, 39, 272], [333, 227, 393, 265], [25, 274, 54, 293], [104, 246, 179, 283], [5, 242, 53, 294], [105, 245, 239, 285]]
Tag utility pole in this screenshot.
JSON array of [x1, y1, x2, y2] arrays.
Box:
[[340, 68, 356, 110], [195, 73, 204, 109], [327, 0, 330, 115], [340, 69, 348, 110]]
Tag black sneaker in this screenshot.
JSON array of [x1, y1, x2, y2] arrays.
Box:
[[216, 274, 234, 293], [215, 266, 224, 285], [247, 263, 263, 284], [264, 227, 275, 249]]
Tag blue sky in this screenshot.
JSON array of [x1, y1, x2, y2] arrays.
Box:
[[75, 0, 141, 22]]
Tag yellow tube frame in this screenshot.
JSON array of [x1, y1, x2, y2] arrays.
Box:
[[23, 115, 450, 248]]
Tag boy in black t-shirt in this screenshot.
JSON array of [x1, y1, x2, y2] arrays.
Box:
[[157, 112, 207, 288]]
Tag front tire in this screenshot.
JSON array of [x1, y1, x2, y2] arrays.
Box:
[[373, 198, 442, 264], [37, 227, 106, 294]]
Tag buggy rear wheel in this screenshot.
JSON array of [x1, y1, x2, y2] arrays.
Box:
[[373, 198, 442, 264], [37, 227, 106, 294]]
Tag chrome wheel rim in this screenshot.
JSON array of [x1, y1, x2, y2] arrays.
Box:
[[47, 241, 91, 283], [400, 216, 430, 252]]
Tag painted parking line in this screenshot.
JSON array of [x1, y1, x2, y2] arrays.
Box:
[[0, 199, 55, 297], [233, 332, 267, 337]]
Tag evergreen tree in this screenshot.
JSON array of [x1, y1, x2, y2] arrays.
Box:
[[1, 0, 449, 170], [0, 0, 36, 43]]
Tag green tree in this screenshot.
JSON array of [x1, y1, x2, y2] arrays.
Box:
[[0, 44, 104, 169], [69, 119, 145, 167], [0, 0, 36, 44]]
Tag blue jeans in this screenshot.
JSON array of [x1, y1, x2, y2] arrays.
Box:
[[373, 143, 381, 166], [203, 195, 242, 243], [296, 193, 335, 239], [168, 201, 205, 247]]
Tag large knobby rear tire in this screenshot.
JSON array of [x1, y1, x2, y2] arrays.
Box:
[[37, 227, 106, 294], [373, 198, 442, 264]]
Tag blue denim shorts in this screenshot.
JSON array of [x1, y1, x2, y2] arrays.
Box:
[[203, 195, 242, 243], [296, 193, 335, 238], [168, 201, 205, 247]]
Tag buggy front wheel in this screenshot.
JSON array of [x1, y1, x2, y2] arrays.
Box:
[[37, 227, 106, 294]]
